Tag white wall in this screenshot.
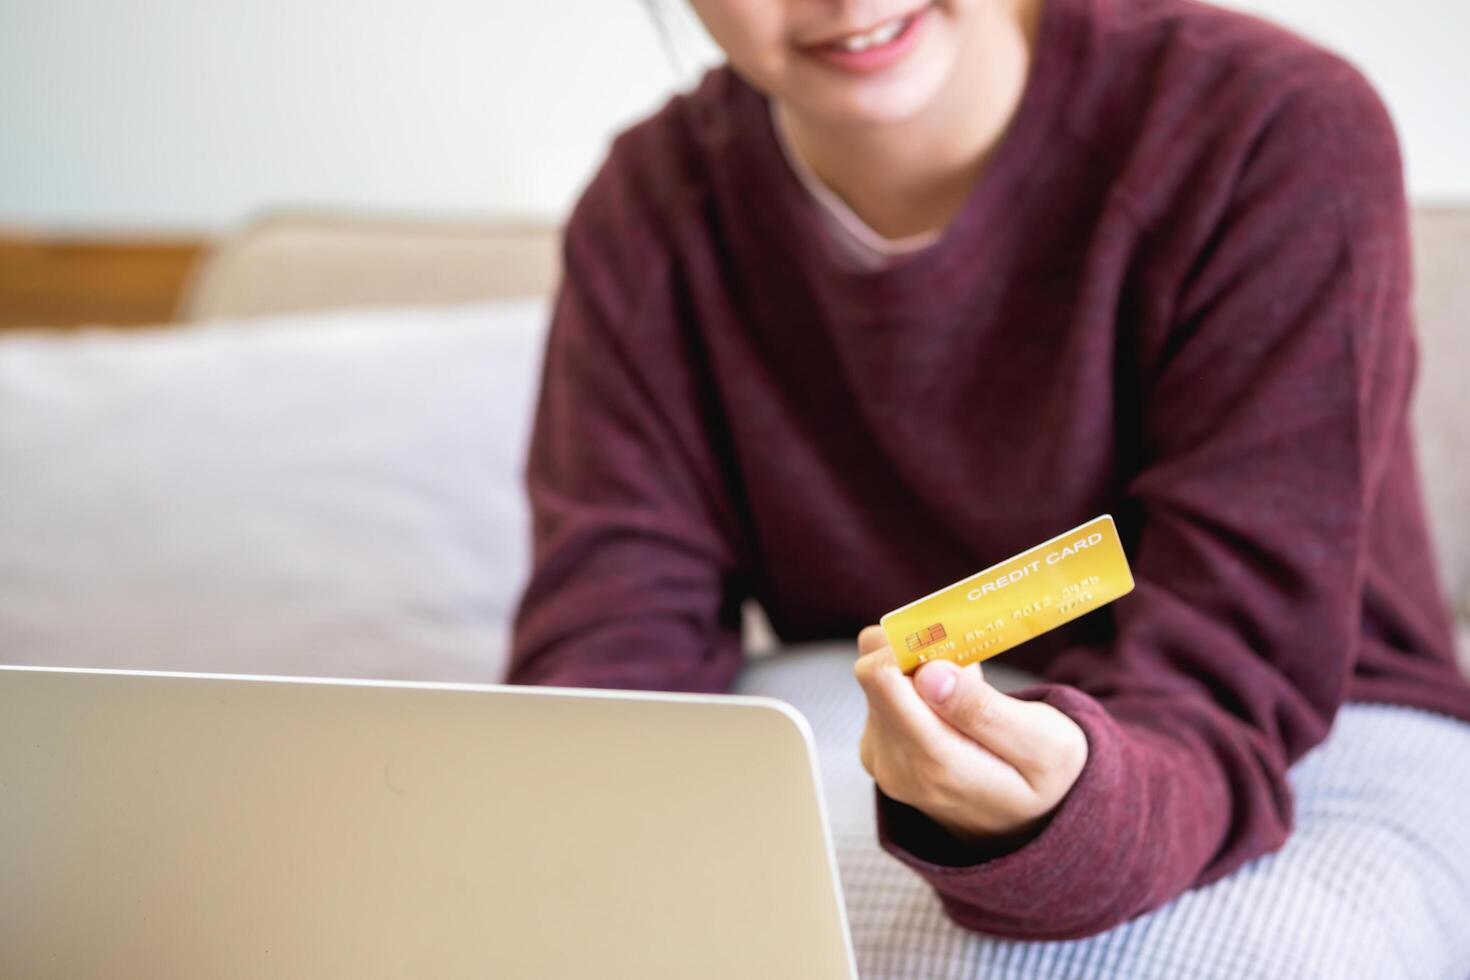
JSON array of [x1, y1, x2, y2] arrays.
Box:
[[0, 0, 1464, 233], [1223, 0, 1470, 202]]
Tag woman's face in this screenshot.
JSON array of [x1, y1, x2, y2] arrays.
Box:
[[685, 1, 982, 126]]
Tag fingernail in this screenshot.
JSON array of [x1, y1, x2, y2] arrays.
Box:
[[916, 662, 957, 704]]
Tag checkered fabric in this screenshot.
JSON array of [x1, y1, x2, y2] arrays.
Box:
[[736, 646, 1470, 979]]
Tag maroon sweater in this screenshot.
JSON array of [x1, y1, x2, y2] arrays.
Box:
[[508, 0, 1470, 940]]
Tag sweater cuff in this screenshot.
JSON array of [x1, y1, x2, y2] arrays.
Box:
[[874, 683, 1137, 940]]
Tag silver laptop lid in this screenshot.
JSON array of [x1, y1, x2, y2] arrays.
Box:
[[0, 665, 857, 979]]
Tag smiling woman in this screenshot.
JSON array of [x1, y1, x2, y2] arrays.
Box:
[[689, 0, 1038, 240], [510, 0, 1470, 975]]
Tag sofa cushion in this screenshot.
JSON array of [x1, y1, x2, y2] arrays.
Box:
[[1410, 208, 1470, 617], [179, 209, 561, 321], [1458, 619, 1470, 678], [0, 300, 548, 681]]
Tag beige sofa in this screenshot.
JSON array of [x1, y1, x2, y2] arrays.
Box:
[[179, 206, 1470, 670]]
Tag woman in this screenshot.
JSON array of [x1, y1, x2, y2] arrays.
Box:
[[509, 0, 1470, 972]]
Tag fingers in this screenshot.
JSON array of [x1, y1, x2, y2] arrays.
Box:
[[855, 628, 1056, 775], [855, 630, 1033, 771], [857, 624, 887, 656], [852, 646, 953, 748], [912, 660, 1024, 755], [855, 646, 1021, 775], [912, 660, 1084, 782], [855, 652, 1037, 830], [858, 643, 981, 758], [852, 624, 1089, 838]]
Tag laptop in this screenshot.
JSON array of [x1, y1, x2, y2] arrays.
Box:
[[0, 665, 858, 979]]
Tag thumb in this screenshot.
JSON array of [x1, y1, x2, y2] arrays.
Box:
[[913, 660, 1032, 760]]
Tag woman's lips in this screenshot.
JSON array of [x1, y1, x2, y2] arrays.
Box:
[[797, 6, 932, 74]]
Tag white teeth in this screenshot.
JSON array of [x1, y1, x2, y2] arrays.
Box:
[[835, 15, 909, 52]]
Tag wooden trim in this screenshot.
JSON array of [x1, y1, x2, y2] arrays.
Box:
[[0, 233, 206, 331]]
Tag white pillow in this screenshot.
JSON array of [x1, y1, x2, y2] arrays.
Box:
[[0, 300, 549, 683]]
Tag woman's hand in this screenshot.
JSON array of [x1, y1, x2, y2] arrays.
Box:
[[854, 624, 1088, 842]]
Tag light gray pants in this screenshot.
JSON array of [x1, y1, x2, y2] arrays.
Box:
[[737, 648, 1470, 980]]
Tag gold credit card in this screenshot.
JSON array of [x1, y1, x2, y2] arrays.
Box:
[[880, 515, 1134, 674]]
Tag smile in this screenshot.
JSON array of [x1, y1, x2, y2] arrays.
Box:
[[798, 5, 933, 73], [826, 13, 915, 52]]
